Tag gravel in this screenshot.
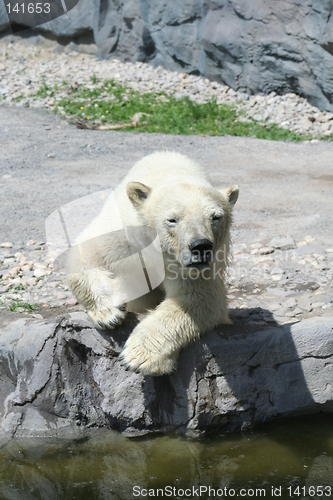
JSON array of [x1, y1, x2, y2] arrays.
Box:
[[0, 36, 333, 139], [1, 235, 331, 326], [0, 239, 81, 319]]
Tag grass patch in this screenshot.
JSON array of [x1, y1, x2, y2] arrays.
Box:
[[37, 79, 312, 142], [7, 300, 39, 313], [13, 284, 27, 291]]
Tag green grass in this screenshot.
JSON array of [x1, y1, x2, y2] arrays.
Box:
[[13, 284, 27, 291], [7, 300, 39, 313], [36, 78, 313, 142]]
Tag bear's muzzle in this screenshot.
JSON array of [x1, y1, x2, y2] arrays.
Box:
[[188, 238, 213, 269]]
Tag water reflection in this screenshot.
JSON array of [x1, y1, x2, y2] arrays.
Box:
[[0, 414, 332, 499]]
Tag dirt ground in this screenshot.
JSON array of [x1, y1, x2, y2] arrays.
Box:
[[1, 105, 332, 245], [0, 105, 332, 324]]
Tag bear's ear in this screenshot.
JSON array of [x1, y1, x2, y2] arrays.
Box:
[[126, 181, 152, 208], [222, 185, 239, 207]]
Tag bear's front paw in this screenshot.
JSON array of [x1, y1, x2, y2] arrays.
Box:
[[87, 305, 126, 330], [120, 325, 178, 376]]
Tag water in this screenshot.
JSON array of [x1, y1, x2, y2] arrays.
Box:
[[0, 414, 332, 500]]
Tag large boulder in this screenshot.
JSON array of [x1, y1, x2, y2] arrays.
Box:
[[0, 312, 332, 438], [1, 0, 333, 111], [200, 0, 333, 112]]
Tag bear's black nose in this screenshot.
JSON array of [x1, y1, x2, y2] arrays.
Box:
[[189, 239, 213, 262]]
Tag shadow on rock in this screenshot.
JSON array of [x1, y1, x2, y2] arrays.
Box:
[[141, 308, 331, 436]]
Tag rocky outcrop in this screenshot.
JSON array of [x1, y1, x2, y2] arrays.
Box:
[[1, 0, 333, 111], [0, 312, 332, 438]]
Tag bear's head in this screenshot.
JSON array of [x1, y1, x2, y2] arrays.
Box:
[[126, 181, 238, 272]]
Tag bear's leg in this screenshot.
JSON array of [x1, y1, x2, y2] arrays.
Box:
[[119, 305, 181, 375], [67, 268, 127, 329], [120, 283, 229, 375], [120, 298, 199, 375]]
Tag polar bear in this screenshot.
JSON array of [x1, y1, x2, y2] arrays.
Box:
[[66, 151, 239, 376]]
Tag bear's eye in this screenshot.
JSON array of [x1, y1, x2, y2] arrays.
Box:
[[212, 214, 222, 222], [167, 218, 178, 224]]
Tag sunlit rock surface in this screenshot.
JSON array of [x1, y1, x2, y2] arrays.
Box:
[[0, 312, 332, 438]]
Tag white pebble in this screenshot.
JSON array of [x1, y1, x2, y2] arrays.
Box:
[[67, 298, 78, 306], [33, 268, 47, 278], [311, 302, 325, 309], [21, 263, 33, 271], [34, 262, 47, 269], [8, 266, 21, 277]]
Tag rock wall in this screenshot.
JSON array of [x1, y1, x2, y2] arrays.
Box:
[[0, 312, 332, 438], [1, 0, 333, 111]]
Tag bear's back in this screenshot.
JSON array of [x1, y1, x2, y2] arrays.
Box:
[[119, 151, 211, 190]]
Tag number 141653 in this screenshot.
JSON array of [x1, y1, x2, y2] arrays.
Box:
[[6, 3, 51, 14], [287, 485, 332, 497]]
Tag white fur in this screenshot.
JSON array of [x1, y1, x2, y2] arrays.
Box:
[[67, 152, 239, 375]]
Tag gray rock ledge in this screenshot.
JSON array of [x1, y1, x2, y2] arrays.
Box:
[[0, 312, 332, 439]]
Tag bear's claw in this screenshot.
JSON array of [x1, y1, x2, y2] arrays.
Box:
[[120, 340, 177, 376], [88, 305, 127, 330]]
